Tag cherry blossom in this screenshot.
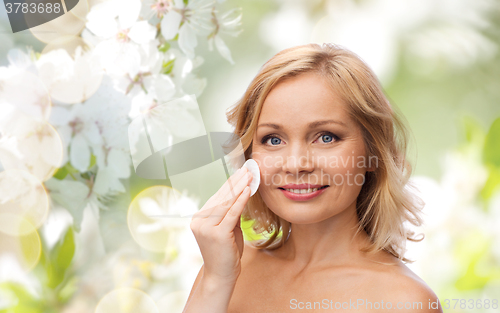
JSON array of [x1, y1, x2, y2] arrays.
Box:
[[86, 0, 157, 77]]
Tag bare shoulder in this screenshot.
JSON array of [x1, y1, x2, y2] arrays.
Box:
[[367, 261, 443, 313]]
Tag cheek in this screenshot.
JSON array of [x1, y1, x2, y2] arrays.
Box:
[[252, 153, 283, 188], [315, 151, 368, 188]]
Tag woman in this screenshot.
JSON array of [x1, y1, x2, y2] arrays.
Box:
[[184, 43, 443, 312]]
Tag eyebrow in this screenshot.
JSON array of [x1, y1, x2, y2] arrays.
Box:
[[257, 119, 347, 130]]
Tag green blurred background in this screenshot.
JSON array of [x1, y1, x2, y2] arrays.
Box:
[[1, 0, 500, 312]]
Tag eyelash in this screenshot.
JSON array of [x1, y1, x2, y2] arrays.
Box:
[[260, 131, 340, 146]]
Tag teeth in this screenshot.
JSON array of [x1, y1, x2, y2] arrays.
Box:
[[284, 187, 320, 194]]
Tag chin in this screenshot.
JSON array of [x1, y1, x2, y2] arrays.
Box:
[[267, 205, 334, 225]]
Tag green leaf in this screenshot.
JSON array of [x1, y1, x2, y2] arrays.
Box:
[[57, 276, 78, 304], [483, 117, 500, 168], [65, 162, 79, 174], [480, 165, 500, 202], [159, 42, 171, 53], [161, 58, 175, 75], [53, 162, 80, 180], [47, 227, 75, 289], [462, 115, 485, 145], [0, 282, 43, 313], [19, 229, 42, 271], [53, 227, 75, 271], [88, 154, 96, 170], [52, 166, 68, 180], [32, 241, 50, 286], [453, 230, 492, 291]]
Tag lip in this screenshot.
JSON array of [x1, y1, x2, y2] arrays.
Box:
[[280, 183, 326, 189], [278, 185, 329, 201]]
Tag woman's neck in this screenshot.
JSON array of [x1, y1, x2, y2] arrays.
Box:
[[268, 200, 374, 270]]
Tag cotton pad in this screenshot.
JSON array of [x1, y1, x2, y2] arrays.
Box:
[[242, 159, 260, 196]]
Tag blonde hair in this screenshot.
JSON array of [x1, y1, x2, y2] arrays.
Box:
[[225, 43, 424, 263]]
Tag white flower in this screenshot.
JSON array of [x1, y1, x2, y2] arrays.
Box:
[[207, 7, 242, 64], [0, 56, 51, 120], [0, 109, 63, 182], [144, 0, 175, 19], [128, 94, 207, 175], [139, 40, 165, 75], [167, 48, 207, 97], [113, 41, 178, 104], [160, 0, 215, 59], [36, 47, 103, 105], [44, 178, 91, 231], [6, 48, 36, 71], [92, 149, 131, 195], [86, 0, 157, 77], [49, 76, 131, 176], [0, 134, 23, 162]]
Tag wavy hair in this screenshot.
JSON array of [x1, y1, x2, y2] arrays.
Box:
[[225, 43, 425, 263]]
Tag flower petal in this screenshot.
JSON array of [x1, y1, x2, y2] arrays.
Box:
[[154, 74, 176, 102], [161, 10, 182, 40], [44, 178, 90, 231], [49, 106, 72, 126], [118, 0, 142, 29], [107, 148, 131, 178], [93, 167, 126, 194], [70, 133, 90, 172], [181, 74, 206, 97], [94, 40, 141, 77], [178, 23, 198, 59], [129, 21, 157, 45], [214, 35, 234, 64], [85, 0, 119, 38]]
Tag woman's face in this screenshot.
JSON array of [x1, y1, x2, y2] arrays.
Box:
[[251, 71, 373, 224]]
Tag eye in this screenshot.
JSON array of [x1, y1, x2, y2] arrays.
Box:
[[315, 131, 340, 144], [260, 132, 340, 146], [261, 134, 283, 146]]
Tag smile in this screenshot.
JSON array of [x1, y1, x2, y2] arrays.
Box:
[[278, 185, 329, 201]]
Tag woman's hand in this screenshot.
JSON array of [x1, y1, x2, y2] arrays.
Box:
[[190, 166, 252, 284]]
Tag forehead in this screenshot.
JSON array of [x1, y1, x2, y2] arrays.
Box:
[[258, 72, 352, 128]]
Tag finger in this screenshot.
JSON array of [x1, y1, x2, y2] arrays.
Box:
[[198, 166, 248, 215], [191, 194, 236, 225], [218, 186, 250, 232], [196, 169, 252, 220], [204, 171, 252, 224], [219, 169, 253, 205], [217, 166, 249, 201]]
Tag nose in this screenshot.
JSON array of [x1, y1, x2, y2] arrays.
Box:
[[281, 144, 315, 175]]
